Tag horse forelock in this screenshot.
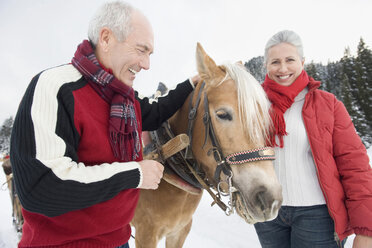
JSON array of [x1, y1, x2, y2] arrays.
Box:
[[221, 63, 272, 144]]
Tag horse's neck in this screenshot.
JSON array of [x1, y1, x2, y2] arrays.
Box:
[[168, 94, 192, 135]]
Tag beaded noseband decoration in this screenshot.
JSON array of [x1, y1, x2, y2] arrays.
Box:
[[225, 147, 275, 165]]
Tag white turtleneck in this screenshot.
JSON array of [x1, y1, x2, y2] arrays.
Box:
[[274, 87, 326, 206]]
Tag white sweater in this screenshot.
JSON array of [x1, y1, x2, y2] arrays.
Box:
[[275, 88, 326, 206]]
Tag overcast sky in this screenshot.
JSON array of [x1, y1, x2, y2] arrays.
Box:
[[1, 0, 372, 124]]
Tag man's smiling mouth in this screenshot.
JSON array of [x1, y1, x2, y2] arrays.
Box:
[[129, 68, 138, 75]]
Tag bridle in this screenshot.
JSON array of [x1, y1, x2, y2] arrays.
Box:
[[185, 81, 275, 215]]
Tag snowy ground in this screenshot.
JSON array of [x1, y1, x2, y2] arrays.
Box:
[[1, 148, 371, 248]]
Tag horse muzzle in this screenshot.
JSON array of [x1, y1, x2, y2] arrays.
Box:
[[234, 181, 282, 223]]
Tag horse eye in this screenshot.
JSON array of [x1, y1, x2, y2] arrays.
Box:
[[216, 110, 232, 121]]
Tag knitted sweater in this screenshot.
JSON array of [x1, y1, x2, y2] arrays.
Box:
[[10, 64, 193, 248], [275, 88, 326, 206]]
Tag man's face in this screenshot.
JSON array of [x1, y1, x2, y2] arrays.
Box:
[[108, 12, 154, 87]]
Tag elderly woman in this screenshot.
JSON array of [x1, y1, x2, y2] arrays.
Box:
[[254, 30, 372, 248]]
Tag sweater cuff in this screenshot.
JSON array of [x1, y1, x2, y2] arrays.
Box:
[[136, 162, 143, 188], [188, 78, 195, 89]]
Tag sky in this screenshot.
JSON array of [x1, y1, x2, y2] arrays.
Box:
[[1, 0, 372, 125]]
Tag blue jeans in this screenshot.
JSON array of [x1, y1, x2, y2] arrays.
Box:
[[254, 205, 346, 248], [116, 243, 129, 248]]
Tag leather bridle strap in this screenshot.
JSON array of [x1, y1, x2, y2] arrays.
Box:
[[183, 158, 229, 212], [202, 92, 234, 182], [183, 80, 276, 215], [185, 82, 205, 159], [202, 92, 225, 164], [214, 147, 275, 184], [225, 147, 275, 165], [200, 91, 275, 183], [183, 82, 230, 212]]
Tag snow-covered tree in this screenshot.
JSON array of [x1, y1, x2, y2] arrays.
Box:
[[340, 45, 370, 146], [355, 39, 372, 126], [244, 56, 265, 83], [0, 116, 14, 155]]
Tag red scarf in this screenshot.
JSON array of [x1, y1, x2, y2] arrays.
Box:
[[262, 70, 310, 147], [71, 40, 141, 161]]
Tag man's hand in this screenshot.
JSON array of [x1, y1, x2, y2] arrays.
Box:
[[191, 74, 201, 86], [138, 160, 164, 190], [353, 234, 372, 248]]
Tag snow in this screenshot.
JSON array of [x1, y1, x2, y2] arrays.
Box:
[[1, 147, 371, 247]]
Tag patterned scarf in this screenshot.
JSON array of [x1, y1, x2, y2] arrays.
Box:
[[262, 70, 310, 147], [71, 40, 141, 161]]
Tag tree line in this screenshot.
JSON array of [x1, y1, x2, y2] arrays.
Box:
[[0, 38, 371, 156], [245, 38, 372, 148]]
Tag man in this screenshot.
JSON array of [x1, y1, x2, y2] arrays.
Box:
[[10, 1, 198, 247]]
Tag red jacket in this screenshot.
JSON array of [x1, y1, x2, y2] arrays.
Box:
[[302, 81, 372, 240]]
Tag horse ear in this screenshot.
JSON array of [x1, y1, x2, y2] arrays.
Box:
[[196, 43, 220, 80]]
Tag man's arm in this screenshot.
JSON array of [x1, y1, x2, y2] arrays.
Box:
[[137, 77, 198, 131], [10, 66, 143, 217]]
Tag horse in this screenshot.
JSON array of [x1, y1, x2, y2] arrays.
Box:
[[131, 43, 283, 248], [1, 157, 24, 233]]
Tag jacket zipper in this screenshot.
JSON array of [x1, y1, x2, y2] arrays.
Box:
[[302, 92, 342, 246]]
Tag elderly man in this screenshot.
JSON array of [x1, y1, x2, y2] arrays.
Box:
[[10, 1, 198, 247]]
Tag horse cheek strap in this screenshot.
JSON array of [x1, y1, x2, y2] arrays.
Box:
[[183, 80, 276, 216]]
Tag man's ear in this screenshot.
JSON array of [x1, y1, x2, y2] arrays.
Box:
[[98, 27, 112, 52]]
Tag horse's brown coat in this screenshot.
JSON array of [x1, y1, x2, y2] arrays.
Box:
[[132, 44, 282, 247]]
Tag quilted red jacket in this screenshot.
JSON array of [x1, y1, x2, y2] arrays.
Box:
[[302, 81, 372, 241]]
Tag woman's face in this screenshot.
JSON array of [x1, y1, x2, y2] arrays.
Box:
[[266, 42, 304, 86]]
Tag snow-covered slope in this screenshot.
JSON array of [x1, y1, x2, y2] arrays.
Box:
[[2, 146, 371, 247]]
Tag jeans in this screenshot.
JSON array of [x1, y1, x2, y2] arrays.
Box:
[[116, 243, 129, 248], [254, 205, 346, 248]]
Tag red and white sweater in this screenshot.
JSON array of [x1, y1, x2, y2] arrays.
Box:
[[10, 64, 193, 248]]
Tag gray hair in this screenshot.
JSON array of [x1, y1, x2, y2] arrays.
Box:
[[88, 1, 135, 46], [264, 30, 304, 64]]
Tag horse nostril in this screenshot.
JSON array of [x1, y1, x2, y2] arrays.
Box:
[[254, 189, 282, 219], [256, 190, 268, 211]]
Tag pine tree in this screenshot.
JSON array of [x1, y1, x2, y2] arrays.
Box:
[[305, 61, 328, 91], [341, 45, 371, 146], [341, 47, 358, 99], [0, 116, 14, 155], [244, 56, 265, 83], [305, 61, 318, 78], [340, 74, 361, 124], [324, 62, 343, 97], [355, 38, 372, 128]]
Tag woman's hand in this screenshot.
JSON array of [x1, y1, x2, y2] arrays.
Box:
[[353, 234, 372, 248]]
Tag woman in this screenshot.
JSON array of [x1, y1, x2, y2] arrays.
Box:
[[254, 30, 372, 248]]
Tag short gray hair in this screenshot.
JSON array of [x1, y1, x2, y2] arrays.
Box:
[[88, 1, 134, 46], [264, 30, 304, 64]]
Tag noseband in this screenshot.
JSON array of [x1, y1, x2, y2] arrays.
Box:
[[186, 81, 275, 215]]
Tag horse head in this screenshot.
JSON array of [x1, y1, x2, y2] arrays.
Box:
[[170, 43, 282, 223]]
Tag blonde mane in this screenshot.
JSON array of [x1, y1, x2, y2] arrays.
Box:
[[222, 63, 272, 145], [132, 45, 282, 247]]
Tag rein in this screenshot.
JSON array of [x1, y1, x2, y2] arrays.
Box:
[[185, 81, 275, 215]]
